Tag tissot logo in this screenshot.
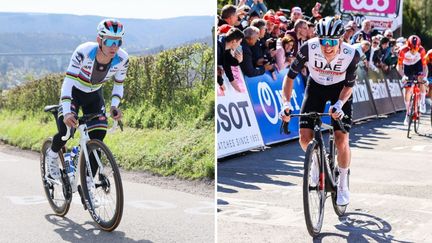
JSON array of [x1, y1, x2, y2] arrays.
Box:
[[314, 61, 342, 71]]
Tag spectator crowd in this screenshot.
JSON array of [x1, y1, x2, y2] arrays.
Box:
[[217, 1, 432, 106]]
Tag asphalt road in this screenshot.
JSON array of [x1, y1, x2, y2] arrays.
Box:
[[0, 146, 214, 243], [217, 112, 432, 243]]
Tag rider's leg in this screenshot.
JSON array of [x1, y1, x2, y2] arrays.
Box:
[[334, 131, 351, 169], [299, 128, 314, 151], [335, 130, 350, 205], [82, 88, 107, 177]]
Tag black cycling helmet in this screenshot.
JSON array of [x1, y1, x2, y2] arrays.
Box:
[[315, 16, 345, 39]]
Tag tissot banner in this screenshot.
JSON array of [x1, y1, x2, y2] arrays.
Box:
[[217, 66, 264, 158]]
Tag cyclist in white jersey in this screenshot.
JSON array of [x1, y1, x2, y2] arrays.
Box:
[[280, 16, 360, 206], [45, 19, 129, 187]]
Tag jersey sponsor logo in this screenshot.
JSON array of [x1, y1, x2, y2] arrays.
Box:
[[311, 44, 318, 50], [350, 0, 390, 12], [74, 52, 84, 64], [343, 48, 352, 55], [314, 60, 343, 72]]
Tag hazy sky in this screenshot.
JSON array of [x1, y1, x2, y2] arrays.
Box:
[[1, 0, 215, 19]]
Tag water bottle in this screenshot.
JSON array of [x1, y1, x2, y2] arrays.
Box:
[[65, 152, 77, 192], [71, 146, 79, 165]]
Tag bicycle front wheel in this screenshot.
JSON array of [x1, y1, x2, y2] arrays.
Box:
[[80, 139, 124, 231], [303, 140, 325, 237]]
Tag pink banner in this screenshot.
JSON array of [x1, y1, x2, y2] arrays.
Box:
[[342, 0, 398, 14]]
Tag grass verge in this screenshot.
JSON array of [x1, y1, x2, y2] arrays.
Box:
[[0, 110, 214, 180]]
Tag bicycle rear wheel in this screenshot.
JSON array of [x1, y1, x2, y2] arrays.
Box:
[[303, 140, 325, 237], [40, 138, 71, 216], [80, 139, 124, 232]]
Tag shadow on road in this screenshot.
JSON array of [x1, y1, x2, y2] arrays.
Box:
[[313, 211, 413, 243], [45, 214, 152, 243], [217, 142, 306, 194]]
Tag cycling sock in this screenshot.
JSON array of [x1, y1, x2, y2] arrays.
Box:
[[338, 167, 349, 190], [47, 148, 58, 158], [421, 92, 426, 105]]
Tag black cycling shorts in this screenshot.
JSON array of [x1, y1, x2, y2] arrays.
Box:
[[300, 79, 353, 132]]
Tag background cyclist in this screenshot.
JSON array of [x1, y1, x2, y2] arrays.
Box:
[[397, 35, 428, 125]]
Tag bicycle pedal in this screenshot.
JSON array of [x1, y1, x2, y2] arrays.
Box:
[[77, 185, 88, 210]]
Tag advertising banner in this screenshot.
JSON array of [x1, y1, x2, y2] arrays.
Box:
[[341, 0, 398, 14], [217, 66, 265, 158], [385, 69, 405, 111], [367, 69, 396, 115], [352, 69, 377, 121], [243, 70, 305, 145], [339, 0, 403, 32]]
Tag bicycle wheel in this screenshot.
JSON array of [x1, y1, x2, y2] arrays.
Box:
[[303, 140, 325, 237], [80, 139, 124, 232], [40, 138, 71, 216], [414, 97, 420, 134], [407, 95, 415, 138], [331, 166, 349, 216]]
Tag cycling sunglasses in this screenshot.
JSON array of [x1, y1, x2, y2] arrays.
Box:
[[103, 38, 122, 47], [319, 38, 339, 47]]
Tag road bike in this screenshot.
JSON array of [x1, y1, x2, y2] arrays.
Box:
[[40, 105, 124, 231], [406, 77, 425, 138], [281, 112, 349, 237]]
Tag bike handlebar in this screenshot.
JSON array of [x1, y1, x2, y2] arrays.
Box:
[[280, 111, 347, 135], [61, 113, 123, 141]]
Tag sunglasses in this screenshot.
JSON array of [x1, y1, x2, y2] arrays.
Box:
[[319, 38, 339, 47], [373, 42, 379, 45], [103, 38, 122, 47]]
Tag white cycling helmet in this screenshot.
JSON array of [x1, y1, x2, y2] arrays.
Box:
[[315, 16, 345, 39], [97, 19, 125, 38]]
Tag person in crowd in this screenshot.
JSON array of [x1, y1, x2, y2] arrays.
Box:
[[278, 15, 289, 34], [306, 21, 316, 39], [275, 36, 295, 71], [353, 40, 371, 69], [382, 39, 398, 72], [250, 18, 267, 67], [248, 11, 261, 25], [351, 19, 372, 44], [369, 35, 381, 72], [240, 26, 273, 77], [373, 37, 390, 71], [287, 6, 303, 30], [235, 5, 251, 31], [343, 21, 356, 43], [218, 5, 238, 27], [383, 29, 393, 39], [285, 19, 309, 54], [217, 27, 245, 92], [243, 0, 268, 17]]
